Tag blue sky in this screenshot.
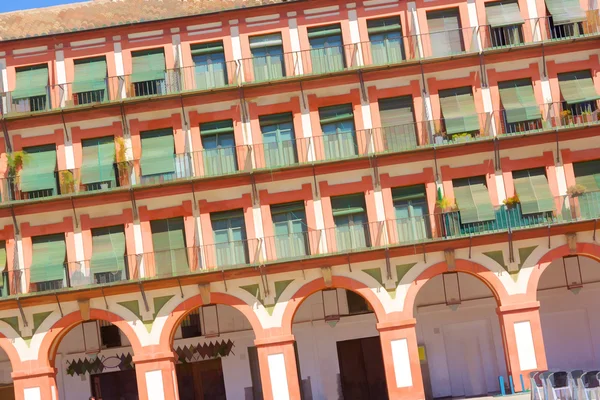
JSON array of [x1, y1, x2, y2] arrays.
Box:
[[0, 0, 88, 13]]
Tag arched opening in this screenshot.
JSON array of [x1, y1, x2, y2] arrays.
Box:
[[414, 272, 507, 399], [0, 346, 14, 400], [537, 254, 600, 370], [51, 319, 139, 400], [291, 287, 387, 400], [170, 304, 256, 400]]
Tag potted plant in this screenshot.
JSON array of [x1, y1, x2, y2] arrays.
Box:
[[567, 184, 586, 197], [59, 170, 76, 194], [561, 109, 573, 125], [503, 194, 520, 210], [7, 150, 30, 178], [581, 110, 593, 123], [115, 137, 130, 186], [436, 196, 456, 212], [451, 133, 472, 143]]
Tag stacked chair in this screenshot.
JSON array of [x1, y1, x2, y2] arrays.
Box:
[[530, 370, 600, 400]]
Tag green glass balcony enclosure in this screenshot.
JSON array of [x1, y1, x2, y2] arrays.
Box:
[[191, 42, 229, 90], [200, 120, 238, 176], [260, 113, 298, 168], [332, 194, 370, 252], [250, 33, 286, 82], [211, 210, 248, 268], [319, 104, 357, 160], [272, 202, 309, 259], [368, 17, 405, 65], [393, 185, 431, 243], [308, 24, 346, 74], [378, 96, 418, 152]]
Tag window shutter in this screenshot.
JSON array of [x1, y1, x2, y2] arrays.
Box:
[[318, 104, 354, 125], [558, 70, 600, 105], [427, 9, 463, 56], [453, 176, 495, 223], [30, 234, 66, 283], [90, 226, 126, 274], [271, 201, 305, 215], [513, 168, 555, 214], [392, 185, 427, 202], [379, 96, 416, 128], [151, 218, 189, 277], [367, 17, 402, 34], [331, 194, 366, 217], [259, 113, 293, 127], [544, 0, 586, 24], [19, 145, 57, 193], [307, 24, 342, 39], [73, 57, 107, 93], [485, 1, 524, 27], [12, 65, 48, 99], [249, 33, 283, 48], [131, 49, 166, 83], [573, 160, 600, 191], [140, 129, 176, 176], [498, 79, 542, 123], [200, 120, 235, 136], [439, 87, 480, 134], [81, 136, 116, 185], [191, 42, 225, 56]]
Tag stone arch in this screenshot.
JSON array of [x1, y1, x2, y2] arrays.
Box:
[[0, 332, 23, 370], [38, 308, 144, 369], [402, 259, 511, 318], [526, 242, 600, 298], [280, 276, 391, 336]]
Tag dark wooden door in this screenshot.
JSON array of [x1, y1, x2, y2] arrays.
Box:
[[336, 336, 388, 400], [91, 369, 139, 400], [176, 358, 227, 400]]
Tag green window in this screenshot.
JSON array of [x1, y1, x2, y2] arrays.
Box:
[[427, 9, 464, 56], [544, 0, 586, 25], [0, 241, 6, 294], [250, 33, 285, 82], [498, 79, 541, 123], [439, 87, 480, 135], [90, 225, 126, 278], [131, 48, 166, 83], [211, 210, 248, 267], [331, 194, 369, 251], [12, 64, 49, 100], [30, 234, 66, 285], [272, 202, 308, 259], [453, 176, 495, 224], [19, 145, 58, 195], [151, 217, 189, 277], [393, 185, 430, 243], [512, 168, 555, 215], [140, 129, 176, 178], [485, 1, 524, 47], [201, 120, 237, 176], [573, 160, 600, 219], [308, 24, 345, 74], [378, 96, 417, 152], [81, 136, 116, 188], [73, 57, 108, 103], [191, 42, 228, 90], [260, 113, 297, 168], [319, 104, 357, 160], [557, 70, 600, 105], [367, 17, 405, 65]]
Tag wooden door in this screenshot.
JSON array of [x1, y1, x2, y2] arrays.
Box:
[[337, 336, 388, 400], [176, 358, 227, 400], [91, 369, 138, 400], [0, 385, 15, 400]]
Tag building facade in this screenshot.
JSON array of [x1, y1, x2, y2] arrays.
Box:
[[0, 0, 599, 399]]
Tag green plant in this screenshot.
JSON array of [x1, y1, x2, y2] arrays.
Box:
[[115, 137, 130, 185], [59, 170, 76, 194], [436, 196, 455, 212], [567, 184, 586, 197], [503, 195, 520, 209], [6, 150, 30, 177], [451, 133, 472, 142]]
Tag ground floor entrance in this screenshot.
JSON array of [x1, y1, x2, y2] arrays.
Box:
[[176, 358, 227, 400], [91, 370, 138, 400], [0, 385, 15, 400], [336, 336, 388, 400]]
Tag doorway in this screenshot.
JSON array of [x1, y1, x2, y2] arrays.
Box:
[[176, 358, 227, 400], [91, 369, 138, 400], [336, 336, 388, 400]]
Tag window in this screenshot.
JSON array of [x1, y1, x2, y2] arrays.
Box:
[[346, 290, 370, 314], [250, 33, 285, 82], [200, 120, 238, 176], [512, 168, 555, 215], [498, 79, 542, 133], [453, 176, 495, 224], [557, 70, 600, 119], [438, 87, 480, 138], [367, 17, 405, 65], [318, 104, 357, 160], [191, 41, 228, 90], [19, 145, 58, 199], [140, 129, 177, 183], [308, 24, 345, 74], [485, 1, 524, 47], [331, 194, 370, 251], [131, 48, 166, 96], [181, 309, 202, 338], [81, 136, 117, 191], [393, 185, 430, 243], [30, 234, 66, 292], [260, 113, 297, 168], [378, 96, 417, 152], [427, 9, 464, 56], [573, 160, 600, 219], [12, 64, 49, 112], [100, 321, 122, 348], [545, 0, 586, 39], [90, 225, 126, 285], [72, 57, 108, 105], [151, 217, 189, 278], [211, 210, 248, 267], [271, 202, 308, 259], [0, 241, 7, 298]]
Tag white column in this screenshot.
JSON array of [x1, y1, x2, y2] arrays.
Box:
[[513, 321, 538, 371], [145, 370, 166, 400], [525, 0, 541, 41], [133, 223, 145, 277], [554, 163, 568, 196], [390, 339, 413, 388], [347, 5, 364, 66], [300, 95, 316, 162], [252, 205, 266, 261], [481, 87, 497, 136], [23, 388, 41, 400], [113, 37, 127, 99], [73, 231, 86, 281], [55, 48, 67, 107], [229, 21, 244, 83], [267, 354, 291, 400], [288, 13, 303, 75], [171, 30, 183, 68], [407, 2, 424, 58], [495, 172, 507, 204], [16, 238, 27, 293], [466, 0, 482, 52], [313, 197, 328, 253], [0, 56, 8, 112]]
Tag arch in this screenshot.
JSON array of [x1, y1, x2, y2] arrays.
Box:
[[403, 259, 511, 318], [280, 276, 389, 336], [0, 332, 23, 370], [37, 309, 144, 369], [159, 292, 265, 347], [526, 243, 600, 297]]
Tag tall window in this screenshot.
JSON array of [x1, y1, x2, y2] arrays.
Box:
[[260, 113, 297, 168], [200, 120, 238, 176], [331, 194, 370, 251], [308, 24, 345, 74], [90, 225, 126, 285], [393, 185, 430, 243], [319, 104, 357, 160], [191, 42, 228, 90], [271, 202, 308, 259], [452, 176, 495, 224], [485, 1, 524, 47], [30, 234, 66, 292], [438, 87, 480, 138], [211, 210, 248, 267], [19, 145, 58, 199], [250, 33, 285, 82], [512, 168, 555, 215], [426, 9, 464, 57], [367, 17, 405, 65], [131, 48, 166, 96], [573, 160, 600, 219], [557, 70, 600, 120], [81, 136, 117, 191], [498, 79, 542, 134], [545, 0, 586, 39], [378, 96, 417, 152], [72, 57, 108, 105], [150, 217, 189, 278], [0, 241, 8, 298], [12, 64, 49, 112], [140, 129, 177, 183]]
